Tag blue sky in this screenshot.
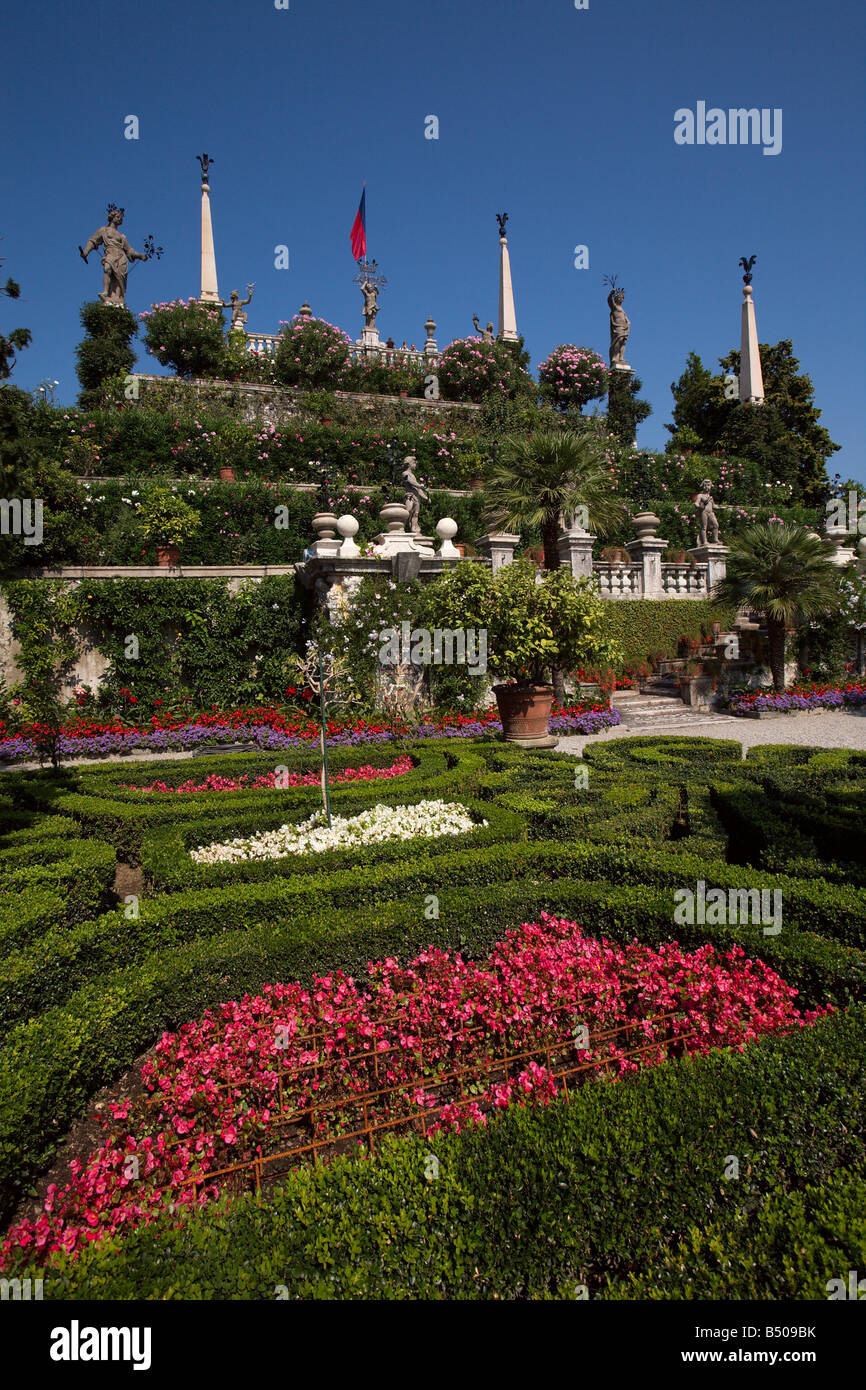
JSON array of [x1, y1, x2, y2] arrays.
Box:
[[3, 0, 864, 481]]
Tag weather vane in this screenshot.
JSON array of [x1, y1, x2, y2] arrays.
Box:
[[196, 153, 214, 185], [738, 255, 757, 285], [496, 212, 508, 238]]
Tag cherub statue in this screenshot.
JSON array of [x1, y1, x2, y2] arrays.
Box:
[[695, 479, 720, 545], [221, 284, 255, 333], [78, 204, 148, 307], [401, 455, 429, 534]]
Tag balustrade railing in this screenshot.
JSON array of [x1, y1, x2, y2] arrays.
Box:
[[593, 563, 643, 599], [661, 564, 708, 597]]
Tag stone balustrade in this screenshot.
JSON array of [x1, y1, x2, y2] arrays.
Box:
[[594, 563, 643, 599], [661, 564, 708, 597]]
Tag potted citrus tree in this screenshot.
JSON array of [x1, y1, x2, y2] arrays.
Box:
[[426, 560, 619, 745], [139, 486, 201, 566]]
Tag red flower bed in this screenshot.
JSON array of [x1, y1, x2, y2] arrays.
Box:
[[121, 755, 414, 795], [1, 915, 824, 1268]]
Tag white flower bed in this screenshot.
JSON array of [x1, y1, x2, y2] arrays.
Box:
[[190, 800, 485, 864]]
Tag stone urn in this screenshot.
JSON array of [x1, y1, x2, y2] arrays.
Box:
[[379, 501, 411, 534], [493, 683, 557, 748], [632, 511, 661, 540], [312, 511, 340, 540]]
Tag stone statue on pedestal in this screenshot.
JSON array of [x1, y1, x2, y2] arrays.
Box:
[[196, 153, 214, 186], [607, 285, 631, 368], [401, 456, 429, 534], [221, 284, 255, 333], [473, 314, 494, 343], [361, 278, 380, 328], [78, 205, 148, 308], [695, 479, 721, 545]]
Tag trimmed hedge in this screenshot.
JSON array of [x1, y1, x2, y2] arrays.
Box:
[[606, 1161, 866, 1299], [599, 599, 727, 668], [16, 1007, 865, 1298]]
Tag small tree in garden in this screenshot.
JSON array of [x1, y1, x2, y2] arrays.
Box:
[[288, 641, 360, 822], [274, 314, 351, 389], [436, 337, 534, 403], [75, 300, 138, 408], [713, 522, 839, 691], [137, 486, 201, 551], [538, 345, 609, 414], [140, 299, 226, 379], [0, 263, 32, 380]]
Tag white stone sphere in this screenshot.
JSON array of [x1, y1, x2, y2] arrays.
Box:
[[858, 535, 866, 556], [436, 517, 458, 540], [336, 515, 359, 538]]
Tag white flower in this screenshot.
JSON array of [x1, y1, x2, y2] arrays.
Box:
[[190, 801, 484, 864]]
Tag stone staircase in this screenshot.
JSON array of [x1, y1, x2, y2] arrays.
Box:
[[611, 689, 739, 729]]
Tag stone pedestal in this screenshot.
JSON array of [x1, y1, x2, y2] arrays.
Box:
[[688, 543, 729, 590], [476, 532, 520, 572], [557, 528, 595, 581], [359, 327, 381, 350], [825, 524, 857, 568], [625, 535, 668, 598]]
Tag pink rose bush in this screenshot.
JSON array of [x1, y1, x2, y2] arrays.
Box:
[[121, 754, 413, 795], [1, 916, 824, 1268]]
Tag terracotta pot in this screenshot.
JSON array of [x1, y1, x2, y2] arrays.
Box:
[[399, 391, 408, 398], [219, 465, 236, 482], [320, 418, 333, 425], [469, 478, 484, 491], [156, 544, 179, 568], [493, 683, 555, 743]]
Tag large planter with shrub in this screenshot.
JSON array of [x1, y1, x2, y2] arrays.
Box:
[[493, 683, 555, 744]]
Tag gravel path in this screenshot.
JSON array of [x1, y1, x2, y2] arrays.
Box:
[[553, 710, 866, 760]]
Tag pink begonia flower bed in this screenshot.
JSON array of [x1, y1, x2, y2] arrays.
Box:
[[1, 915, 826, 1268], [121, 755, 414, 795]]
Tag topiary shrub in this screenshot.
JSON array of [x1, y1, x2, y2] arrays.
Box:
[[437, 337, 534, 403], [538, 344, 609, 413], [74, 301, 137, 409]]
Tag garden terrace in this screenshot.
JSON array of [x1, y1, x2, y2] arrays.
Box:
[[0, 734, 864, 1301]]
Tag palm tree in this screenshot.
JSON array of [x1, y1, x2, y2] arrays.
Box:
[[483, 428, 623, 700], [713, 522, 840, 691], [483, 428, 623, 570]]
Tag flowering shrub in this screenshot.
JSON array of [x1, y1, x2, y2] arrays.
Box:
[[139, 299, 226, 379], [436, 337, 533, 403], [0, 915, 821, 1268], [189, 799, 483, 863], [538, 345, 609, 413], [274, 315, 351, 389], [729, 681, 866, 715], [121, 755, 413, 795]]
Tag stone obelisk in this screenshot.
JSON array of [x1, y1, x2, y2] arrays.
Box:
[[197, 154, 220, 304], [496, 212, 518, 342], [738, 262, 764, 405]]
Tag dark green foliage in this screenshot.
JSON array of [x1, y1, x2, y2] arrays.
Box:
[[598, 598, 725, 667], [74, 301, 137, 409]]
